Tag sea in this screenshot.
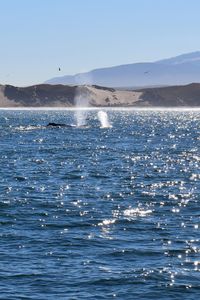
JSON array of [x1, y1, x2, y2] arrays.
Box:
[[0, 108, 200, 299]]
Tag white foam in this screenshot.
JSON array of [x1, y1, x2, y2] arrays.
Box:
[[124, 208, 152, 217]]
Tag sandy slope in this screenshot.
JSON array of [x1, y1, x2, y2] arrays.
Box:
[[85, 86, 143, 106]]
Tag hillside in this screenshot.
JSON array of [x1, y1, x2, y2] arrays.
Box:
[[1, 83, 200, 107]]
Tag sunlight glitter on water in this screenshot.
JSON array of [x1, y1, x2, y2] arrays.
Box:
[[0, 109, 200, 299]]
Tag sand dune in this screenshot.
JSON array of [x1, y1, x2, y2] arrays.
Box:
[[0, 83, 200, 107]]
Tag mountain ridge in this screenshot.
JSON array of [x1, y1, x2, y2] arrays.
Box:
[[45, 51, 200, 87]]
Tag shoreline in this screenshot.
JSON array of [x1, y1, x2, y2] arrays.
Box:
[[1, 106, 200, 111]]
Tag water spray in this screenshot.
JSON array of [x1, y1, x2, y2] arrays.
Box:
[[97, 111, 112, 128]]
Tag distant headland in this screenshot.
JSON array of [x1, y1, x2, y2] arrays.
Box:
[[45, 51, 200, 87], [1, 83, 200, 107]]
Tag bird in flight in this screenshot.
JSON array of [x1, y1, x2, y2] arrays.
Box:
[[59, 67, 61, 71]]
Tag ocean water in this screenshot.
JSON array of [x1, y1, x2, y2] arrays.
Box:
[[0, 109, 200, 299]]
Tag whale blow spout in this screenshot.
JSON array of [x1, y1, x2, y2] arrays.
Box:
[[97, 111, 112, 128]]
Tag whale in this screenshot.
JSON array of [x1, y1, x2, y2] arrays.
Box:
[[47, 122, 75, 128], [46, 122, 89, 128]]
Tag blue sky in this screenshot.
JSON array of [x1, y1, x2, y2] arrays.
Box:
[[0, 0, 200, 86]]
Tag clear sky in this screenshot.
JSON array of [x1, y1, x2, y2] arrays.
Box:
[[0, 0, 200, 86]]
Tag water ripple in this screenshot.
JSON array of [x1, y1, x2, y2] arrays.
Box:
[[0, 110, 200, 299]]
